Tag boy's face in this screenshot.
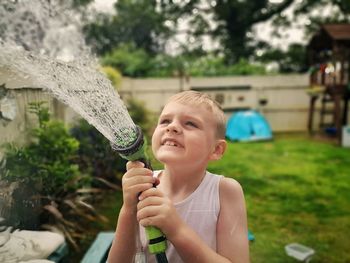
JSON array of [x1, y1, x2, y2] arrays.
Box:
[[152, 101, 220, 167]]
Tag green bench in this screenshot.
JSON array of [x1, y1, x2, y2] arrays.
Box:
[[81, 232, 115, 263], [47, 241, 69, 262]]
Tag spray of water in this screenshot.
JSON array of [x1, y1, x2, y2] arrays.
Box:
[[1, 2, 169, 259], [0, 43, 137, 148], [0, 0, 89, 61], [0, 0, 138, 148]]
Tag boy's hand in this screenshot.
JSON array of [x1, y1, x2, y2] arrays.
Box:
[[137, 188, 182, 239], [121, 161, 156, 213]]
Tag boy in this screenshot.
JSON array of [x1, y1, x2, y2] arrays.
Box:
[[108, 91, 249, 263]]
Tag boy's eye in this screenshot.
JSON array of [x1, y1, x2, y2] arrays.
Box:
[[185, 121, 198, 128], [159, 119, 170, 124]]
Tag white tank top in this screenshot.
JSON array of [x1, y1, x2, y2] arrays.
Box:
[[140, 170, 222, 263]]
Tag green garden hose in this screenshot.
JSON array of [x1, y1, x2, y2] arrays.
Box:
[[113, 125, 168, 263]]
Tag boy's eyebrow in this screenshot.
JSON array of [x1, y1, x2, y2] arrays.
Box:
[[159, 113, 204, 124], [158, 113, 171, 121], [159, 113, 171, 118], [183, 114, 203, 123]]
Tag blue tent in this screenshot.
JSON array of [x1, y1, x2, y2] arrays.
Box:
[[226, 110, 273, 142]]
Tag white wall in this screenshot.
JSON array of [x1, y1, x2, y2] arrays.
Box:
[[1, 73, 349, 156], [119, 74, 327, 132]]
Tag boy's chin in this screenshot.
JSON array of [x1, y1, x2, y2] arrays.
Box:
[[156, 154, 184, 165]]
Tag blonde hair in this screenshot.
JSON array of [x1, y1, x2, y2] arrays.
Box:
[[166, 90, 226, 139]]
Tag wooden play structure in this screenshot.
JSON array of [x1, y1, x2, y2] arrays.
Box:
[[306, 24, 350, 143]]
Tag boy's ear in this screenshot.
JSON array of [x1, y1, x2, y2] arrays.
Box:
[[210, 139, 227, 161]]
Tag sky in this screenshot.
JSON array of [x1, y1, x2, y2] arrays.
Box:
[[91, 0, 116, 13]]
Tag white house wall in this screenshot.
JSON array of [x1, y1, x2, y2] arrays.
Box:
[[119, 74, 334, 132], [1, 73, 349, 155]]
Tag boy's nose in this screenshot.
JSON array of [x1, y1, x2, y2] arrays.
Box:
[[166, 122, 181, 134]]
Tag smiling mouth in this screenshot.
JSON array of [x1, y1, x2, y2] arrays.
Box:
[[163, 141, 178, 147], [162, 140, 182, 147]]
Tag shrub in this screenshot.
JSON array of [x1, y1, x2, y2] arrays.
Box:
[[0, 102, 105, 250], [0, 102, 81, 196], [185, 56, 266, 76], [101, 45, 267, 77], [101, 43, 152, 77], [100, 66, 122, 89], [126, 97, 156, 138], [70, 118, 127, 185], [70, 96, 156, 185]]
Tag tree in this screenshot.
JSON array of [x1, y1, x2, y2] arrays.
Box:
[[211, 0, 295, 62], [162, 0, 349, 62], [293, 0, 350, 36], [294, 0, 350, 17], [72, 0, 94, 7], [84, 0, 173, 55], [86, 0, 296, 62], [155, 0, 295, 63], [257, 43, 308, 73], [84, 0, 350, 74]]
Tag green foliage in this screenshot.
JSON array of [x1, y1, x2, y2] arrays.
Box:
[[126, 97, 156, 137], [101, 43, 153, 77], [102, 46, 266, 77], [184, 55, 227, 76], [70, 96, 155, 185], [147, 54, 185, 77], [102, 45, 186, 77], [0, 102, 113, 249], [29, 101, 50, 127], [272, 0, 350, 40], [85, 0, 295, 63], [100, 66, 122, 89], [84, 0, 350, 74], [294, 0, 350, 18], [0, 102, 81, 196], [70, 118, 127, 184], [72, 0, 93, 8], [229, 59, 267, 75], [90, 0, 295, 62], [186, 57, 266, 76], [257, 43, 308, 73], [84, 0, 172, 55]]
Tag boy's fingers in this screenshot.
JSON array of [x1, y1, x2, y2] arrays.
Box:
[[126, 161, 145, 170], [137, 196, 161, 211], [123, 174, 156, 186], [138, 187, 161, 201], [131, 183, 155, 195], [124, 168, 153, 179], [137, 203, 159, 221]]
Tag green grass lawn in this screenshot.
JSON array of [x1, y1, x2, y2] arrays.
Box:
[[208, 133, 350, 263], [86, 133, 350, 262]]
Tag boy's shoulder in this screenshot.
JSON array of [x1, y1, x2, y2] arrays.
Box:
[[219, 176, 244, 201], [206, 171, 242, 191]]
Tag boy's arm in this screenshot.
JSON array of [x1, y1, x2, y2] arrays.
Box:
[[107, 206, 138, 263], [107, 161, 156, 263], [216, 177, 250, 262]]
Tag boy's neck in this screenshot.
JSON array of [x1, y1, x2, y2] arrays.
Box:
[[159, 165, 207, 203]]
